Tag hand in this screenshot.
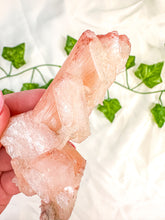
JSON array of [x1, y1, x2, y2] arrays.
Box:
[[0, 89, 45, 214]]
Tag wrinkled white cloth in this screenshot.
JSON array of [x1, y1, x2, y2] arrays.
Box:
[[0, 0, 165, 219]]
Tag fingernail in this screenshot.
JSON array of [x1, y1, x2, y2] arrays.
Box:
[[0, 91, 4, 114]]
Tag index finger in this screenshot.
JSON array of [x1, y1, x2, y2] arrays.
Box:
[[0, 91, 10, 138], [0, 104, 10, 139], [0, 89, 45, 141], [4, 89, 45, 116]]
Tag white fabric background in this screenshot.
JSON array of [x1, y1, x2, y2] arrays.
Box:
[[0, 0, 165, 219]]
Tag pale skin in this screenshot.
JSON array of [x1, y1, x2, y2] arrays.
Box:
[[0, 89, 45, 214]]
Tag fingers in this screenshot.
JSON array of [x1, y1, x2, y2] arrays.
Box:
[[0, 89, 44, 213], [0, 93, 10, 138], [0, 89, 45, 139], [0, 170, 19, 214], [1, 170, 19, 195], [0, 147, 12, 172], [4, 89, 45, 116], [0, 91, 4, 113], [0, 183, 11, 208], [0, 89, 45, 145]]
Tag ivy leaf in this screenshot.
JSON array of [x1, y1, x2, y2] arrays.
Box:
[[64, 36, 77, 55], [39, 79, 53, 89], [97, 98, 121, 122], [126, 55, 136, 70], [2, 43, 26, 69], [2, 88, 14, 95], [134, 62, 164, 88], [20, 83, 39, 91], [151, 103, 165, 128]]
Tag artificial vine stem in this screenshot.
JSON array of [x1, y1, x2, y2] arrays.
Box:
[[131, 81, 143, 90], [107, 89, 110, 100], [35, 68, 47, 84], [0, 61, 164, 97], [0, 66, 8, 76], [8, 63, 13, 76], [0, 64, 61, 81], [125, 69, 130, 89], [114, 81, 165, 95], [30, 68, 35, 83], [0, 56, 164, 105], [159, 91, 163, 105]]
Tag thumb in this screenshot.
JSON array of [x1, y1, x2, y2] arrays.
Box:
[[0, 91, 10, 143]]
